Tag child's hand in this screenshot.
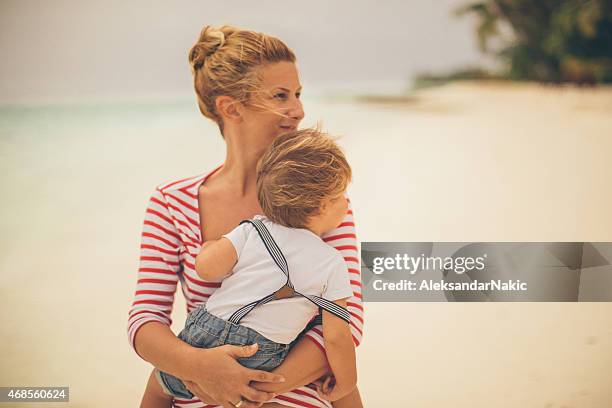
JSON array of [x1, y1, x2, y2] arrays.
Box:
[[314, 374, 335, 400], [315, 374, 353, 401]]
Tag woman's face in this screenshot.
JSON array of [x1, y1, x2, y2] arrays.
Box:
[[242, 61, 305, 143]]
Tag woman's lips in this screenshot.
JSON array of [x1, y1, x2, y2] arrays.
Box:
[[279, 125, 297, 131]]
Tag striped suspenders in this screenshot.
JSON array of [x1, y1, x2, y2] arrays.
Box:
[[227, 219, 351, 325]]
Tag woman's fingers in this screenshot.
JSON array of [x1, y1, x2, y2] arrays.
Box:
[[219, 344, 284, 383], [222, 398, 261, 408], [216, 344, 286, 385], [185, 380, 202, 397], [188, 345, 283, 406], [235, 400, 263, 408], [240, 384, 275, 403], [220, 343, 259, 359], [246, 369, 285, 384], [184, 381, 216, 405], [184, 380, 194, 393]]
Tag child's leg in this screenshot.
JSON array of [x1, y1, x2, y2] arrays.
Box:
[[140, 369, 174, 408], [332, 386, 363, 408]]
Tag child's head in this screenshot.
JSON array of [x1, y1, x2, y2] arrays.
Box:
[[256, 128, 352, 234]]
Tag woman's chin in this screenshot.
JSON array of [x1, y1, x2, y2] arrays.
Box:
[[278, 126, 297, 135]]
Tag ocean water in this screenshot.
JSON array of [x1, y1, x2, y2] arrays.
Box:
[[1, 85, 612, 407]]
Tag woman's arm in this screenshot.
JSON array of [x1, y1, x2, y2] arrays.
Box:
[[128, 188, 182, 358], [324, 198, 364, 346], [136, 325, 283, 406], [251, 333, 330, 394]]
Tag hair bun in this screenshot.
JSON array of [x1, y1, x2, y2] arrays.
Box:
[[189, 26, 227, 70]]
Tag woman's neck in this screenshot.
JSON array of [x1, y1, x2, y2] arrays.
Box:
[[215, 131, 269, 196]]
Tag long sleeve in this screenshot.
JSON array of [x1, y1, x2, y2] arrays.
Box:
[[303, 197, 364, 350], [127, 188, 182, 354]]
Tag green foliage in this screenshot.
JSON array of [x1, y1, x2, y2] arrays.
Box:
[[457, 0, 612, 83], [414, 68, 502, 90]]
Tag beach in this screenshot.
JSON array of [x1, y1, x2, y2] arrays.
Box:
[[1, 82, 611, 407]]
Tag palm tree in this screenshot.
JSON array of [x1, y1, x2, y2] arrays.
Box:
[[457, 0, 612, 83]]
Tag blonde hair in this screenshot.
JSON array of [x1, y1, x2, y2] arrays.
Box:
[[188, 25, 296, 135], [257, 128, 352, 229]]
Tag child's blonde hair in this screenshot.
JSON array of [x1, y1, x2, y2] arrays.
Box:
[[189, 25, 296, 136], [256, 128, 352, 229]]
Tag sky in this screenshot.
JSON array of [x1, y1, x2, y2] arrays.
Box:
[[0, 0, 487, 104]]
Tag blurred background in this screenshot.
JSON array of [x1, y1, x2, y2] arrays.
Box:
[[1, 1, 611, 407]]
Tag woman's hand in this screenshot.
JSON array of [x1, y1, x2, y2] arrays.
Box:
[[250, 335, 330, 394], [184, 343, 285, 408]]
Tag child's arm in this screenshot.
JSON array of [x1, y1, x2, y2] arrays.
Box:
[[320, 298, 357, 401], [194, 238, 237, 281]]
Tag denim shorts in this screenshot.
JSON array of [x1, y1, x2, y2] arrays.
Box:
[[156, 306, 291, 399]]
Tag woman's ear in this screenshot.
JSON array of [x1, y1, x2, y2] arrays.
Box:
[[215, 96, 242, 124]]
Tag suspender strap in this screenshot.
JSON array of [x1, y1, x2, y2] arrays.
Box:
[[228, 293, 276, 325], [229, 219, 351, 325], [240, 219, 293, 289], [302, 294, 351, 322]]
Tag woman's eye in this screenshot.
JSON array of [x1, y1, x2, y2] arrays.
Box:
[[274, 92, 288, 100], [295, 92, 301, 99]]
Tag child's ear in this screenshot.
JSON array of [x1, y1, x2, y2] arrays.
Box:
[[318, 198, 330, 213], [216, 96, 242, 123]]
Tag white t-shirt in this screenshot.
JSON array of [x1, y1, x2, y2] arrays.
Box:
[[205, 215, 353, 344]]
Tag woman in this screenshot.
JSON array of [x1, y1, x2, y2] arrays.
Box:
[[128, 25, 364, 408]]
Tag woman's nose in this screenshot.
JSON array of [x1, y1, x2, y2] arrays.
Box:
[[289, 99, 304, 121]]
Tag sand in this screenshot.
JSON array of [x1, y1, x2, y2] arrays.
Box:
[[1, 82, 611, 407]]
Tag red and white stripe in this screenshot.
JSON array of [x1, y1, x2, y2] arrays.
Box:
[[128, 169, 364, 408]]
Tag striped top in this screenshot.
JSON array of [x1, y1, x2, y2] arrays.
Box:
[[128, 167, 364, 408]]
